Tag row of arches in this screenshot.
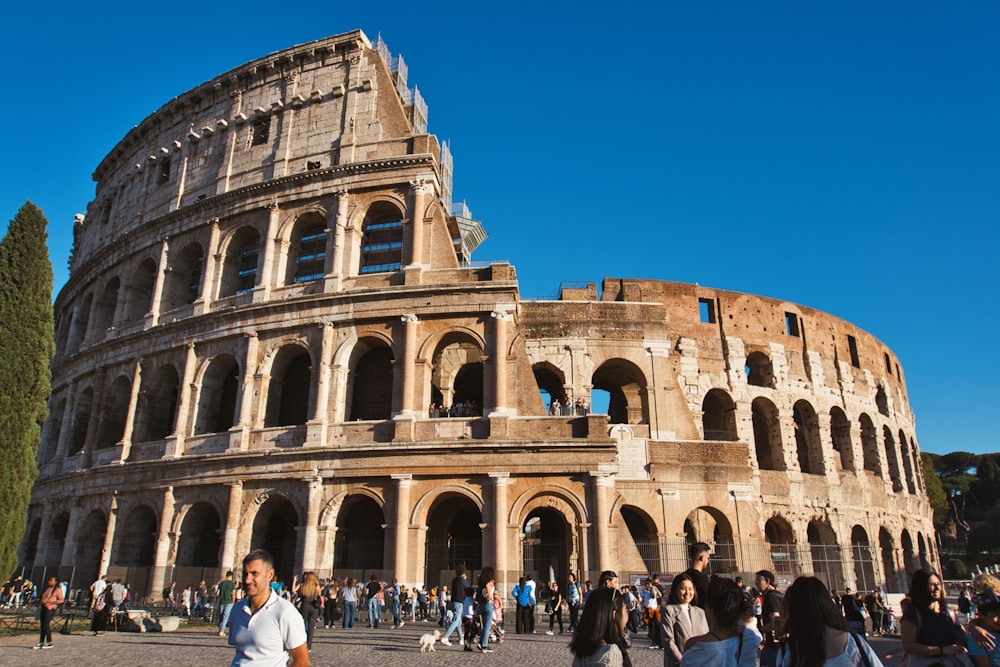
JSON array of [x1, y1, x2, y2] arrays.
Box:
[[702, 389, 922, 492], [57, 202, 407, 358]]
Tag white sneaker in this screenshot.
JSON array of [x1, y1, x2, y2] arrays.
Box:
[[545, 630, 554, 635], [399, 621, 404, 628], [440, 639, 451, 646]]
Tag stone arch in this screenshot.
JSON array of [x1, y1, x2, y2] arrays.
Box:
[[175, 501, 222, 567], [91, 276, 120, 336], [901, 529, 916, 579], [250, 495, 299, 582], [423, 491, 484, 587], [114, 504, 158, 567], [508, 485, 588, 528], [45, 512, 70, 568], [21, 518, 42, 570], [284, 211, 328, 285], [426, 329, 486, 415], [68, 385, 95, 455], [334, 493, 386, 570], [829, 407, 854, 471], [752, 397, 784, 471], [95, 374, 132, 448], [850, 525, 877, 592], [702, 388, 737, 441], [194, 353, 240, 435], [533, 361, 567, 414], [745, 351, 774, 388], [591, 358, 649, 425], [68, 292, 94, 353], [883, 426, 903, 492], [346, 336, 394, 421], [879, 527, 900, 592], [619, 504, 661, 575], [134, 364, 180, 443], [859, 413, 881, 475], [900, 429, 917, 494], [807, 519, 844, 590], [684, 506, 736, 574], [793, 400, 824, 475], [875, 385, 890, 417], [124, 257, 157, 322], [162, 241, 204, 310], [76, 509, 108, 584], [917, 532, 929, 569], [359, 200, 404, 274], [219, 225, 262, 297], [40, 396, 66, 464], [264, 344, 313, 427], [764, 515, 798, 575]]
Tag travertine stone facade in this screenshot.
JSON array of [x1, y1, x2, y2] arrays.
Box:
[[23, 30, 934, 599]]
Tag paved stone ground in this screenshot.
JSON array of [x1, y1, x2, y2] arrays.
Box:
[[0, 619, 906, 666]]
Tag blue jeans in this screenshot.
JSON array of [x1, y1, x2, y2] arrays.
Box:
[[392, 599, 401, 627], [368, 597, 380, 627], [218, 603, 233, 634], [444, 600, 464, 642], [480, 602, 494, 649], [343, 600, 355, 628]]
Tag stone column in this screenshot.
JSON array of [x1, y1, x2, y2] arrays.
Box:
[[230, 333, 259, 451], [391, 474, 414, 581], [590, 472, 615, 571], [398, 315, 419, 416], [96, 497, 119, 578], [488, 473, 510, 591], [59, 504, 85, 568], [219, 482, 243, 572], [407, 177, 434, 268], [81, 368, 108, 468], [301, 476, 323, 572], [150, 486, 175, 601], [489, 311, 513, 416], [196, 219, 221, 314], [166, 342, 198, 457], [53, 382, 76, 461], [119, 359, 143, 463], [253, 200, 280, 302], [149, 238, 170, 326], [327, 189, 349, 290], [307, 323, 334, 444]]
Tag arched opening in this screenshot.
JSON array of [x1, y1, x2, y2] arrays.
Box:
[[883, 427, 903, 492], [859, 414, 881, 475], [265, 346, 311, 427], [114, 505, 157, 567], [124, 258, 157, 322], [807, 521, 843, 591], [429, 333, 485, 416], [875, 386, 890, 417], [793, 400, 824, 475], [359, 202, 403, 274], [744, 351, 774, 388], [533, 362, 567, 415], [176, 503, 221, 567], [287, 214, 327, 284], [424, 494, 483, 589], [334, 495, 386, 572], [620, 506, 661, 575], [251, 497, 299, 584], [95, 375, 132, 448], [219, 226, 261, 297], [76, 510, 107, 586], [900, 429, 916, 494], [830, 407, 854, 472], [91, 277, 119, 336], [901, 530, 916, 579], [69, 293, 93, 353], [40, 398, 65, 464], [68, 387, 94, 455], [702, 389, 737, 441], [347, 341, 394, 421], [134, 365, 179, 443], [685, 507, 735, 575], [917, 532, 929, 569], [850, 525, 877, 592], [162, 242, 204, 310], [879, 527, 900, 593], [591, 359, 648, 425], [764, 516, 798, 575], [45, 513, 69, 568], [22, 520, 41, 571], [194, 355, 240, 435], [752, 397, 784, 471], [522, 507, 571, 585]]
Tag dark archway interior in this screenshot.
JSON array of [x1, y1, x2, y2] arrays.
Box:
[[252, 497, 299, 583], [522, 507, 569, 585], [334, 496, 385, 571], [177, 503, 221, 567], [424, 495, 483, 588], [350, 346, 394, 420]]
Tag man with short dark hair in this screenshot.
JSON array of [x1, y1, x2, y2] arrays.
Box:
[[755, 569, 783, 667], [441, 564, 467, 647], [229, 549, 309, 666], [217, 571, 236, 637], [684, 543, 711, 608]]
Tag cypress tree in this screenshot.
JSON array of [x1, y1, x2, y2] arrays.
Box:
[[0, 201, 54, 578]]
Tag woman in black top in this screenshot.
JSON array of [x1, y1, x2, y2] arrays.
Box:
[[547, 582, 564, 635], [900, 568, 969, 664]]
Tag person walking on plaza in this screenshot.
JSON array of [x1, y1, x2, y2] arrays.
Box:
[[218, 571, 237, 637], [33, 576, 64, 650], [365, 575, 382, 628], [229, 549, 309, 666], [546, 581, 565, 636], [567, 573, 583, 634], [296, 572, 322, 652], [441, 564, 468, 646], [478, 566, 497, 652], [513, 576, 531, 634]]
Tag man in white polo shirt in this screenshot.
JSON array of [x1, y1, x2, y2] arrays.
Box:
[[229, 549, 309, 666]]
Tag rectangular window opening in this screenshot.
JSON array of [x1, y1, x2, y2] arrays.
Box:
[[157, 157, 171, 185], [252, 119, 270, 146], [785, 312, 800, 337], [698, 298, 716, 324], [847, 335, 860, 368], [884, 352, 892, 374]]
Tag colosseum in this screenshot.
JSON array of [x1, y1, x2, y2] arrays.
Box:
[[21, 29, 935, 601]]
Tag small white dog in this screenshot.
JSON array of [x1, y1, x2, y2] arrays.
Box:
[[419, 629, 441, 652]]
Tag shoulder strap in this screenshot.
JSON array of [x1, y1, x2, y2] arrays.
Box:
[[850, 632, 872, 667]]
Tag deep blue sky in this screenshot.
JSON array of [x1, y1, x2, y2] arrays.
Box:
[[2, 2, 996, 456]]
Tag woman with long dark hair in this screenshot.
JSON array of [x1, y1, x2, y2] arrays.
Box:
[[661, 572, 708, 667], [776, 576, 883, 666], [901, 568, 970, 667], [681, 577, 759, 667], [478, 566, 496, 652], [569, 587, 631, 667]]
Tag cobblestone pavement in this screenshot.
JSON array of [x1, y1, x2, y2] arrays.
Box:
[[0, 620, 906, 666]]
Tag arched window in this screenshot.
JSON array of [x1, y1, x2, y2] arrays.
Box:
[[591, 359, 649, 425], [745, 351, 774, 388], [162, 242, 204, 309], [793, 400, 824, 475], [830, 407, 854, 471], [702, 389, 737, 441], [429, 333, 486, 417], [69, 387, 95, 455], [95, 375, 132, 448], [808, 521, 843, 591], [195, 355, 240, 434], [124, 258, 157, 322], [532, 362, 567, 416], [220, 227, 261, 297], [859, 413, 880, 475], [851, 526, 877, 592], [288, 214, 327, 284], [265, 346, 312, 427], [92, 277, 119, 337], [752, 397, 784, 471], [900, 429, 917, 494], [359, 203, 403, 274], [875, 385, 890, 417], [348, 341, 394, 421], [884, 426, 903, 492], [134, 366, 180, 443], [68, 293, 94, 354], [176, 503, 221, 567]]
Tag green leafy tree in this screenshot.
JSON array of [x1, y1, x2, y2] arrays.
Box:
[[921, 452, 949, 526], [0, 201, 54, 577]]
